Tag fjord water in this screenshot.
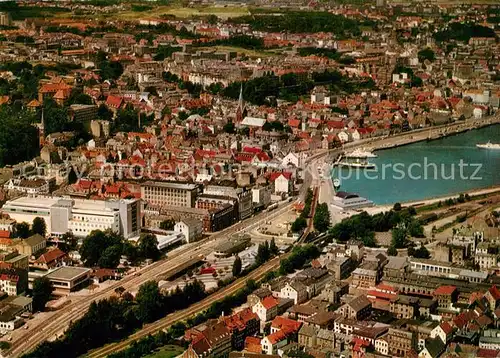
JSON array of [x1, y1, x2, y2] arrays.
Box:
[[332, 124, 500, 204]]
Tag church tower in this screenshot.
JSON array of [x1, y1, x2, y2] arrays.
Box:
[[235, 84, 246, 123], [39, 108, 45, 148]]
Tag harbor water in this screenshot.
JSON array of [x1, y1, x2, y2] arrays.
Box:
[[331, 124, 500, 204]]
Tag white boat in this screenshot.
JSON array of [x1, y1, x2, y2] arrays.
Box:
[[476, 141, 500, 150], [337, 161, 376, 169], [345, 148, 378, 159]]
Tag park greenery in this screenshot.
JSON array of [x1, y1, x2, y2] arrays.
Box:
[[279, 244, 320, 275], [0, 1, 69, 21], [0, 106, 38, 166], [223, 69, 376, 105], [434, 23, 496, 43], [162, 71, 202, 97], [392, 65, 423, 87], [231, 11, 362, 37], [291, 188, 314, 232], [0, 60, 109, 164], [195, 35, 265, 50], [313, 203, 331, 233], [13, 217, 47, 239], [79, 230, 161, 268], [329, 206, 424, 249], [417, 47, 435, 63], [32, 277, 53, 312]]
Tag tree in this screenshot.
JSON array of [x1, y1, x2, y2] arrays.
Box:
[[291, 217, 307, 232], [0, 106, 39, 166], [178, 111, 189, 121], [15, 222, 31, 239], [98, 244, 122, 268], [32, 217, 46, 237], [80, 230, 123, 267], [97, 103, 113, 121], [232, 255, 242, 277], [114, 104, 139, 133], [207, 14, 218, 25], [408, 220, 424, 238], [269, 238, 279, 256], [413, 244, 430, 259], [387, 245, 398, 256], [68, 166, 78, 184], [32, 277, 53, 312], [139, 233, 161, 261], [256, 241, 270, 265], [98, 55, 123, 81], [313, 203, 330, 232], [71, 93, 93, 105], [223, 120, 236, 134], [391, 227, 408, 249], [61, 231, 78, 251], [417, 48, 435, 63], [136, 281, 163, 323], [393, 203, 402, 211]]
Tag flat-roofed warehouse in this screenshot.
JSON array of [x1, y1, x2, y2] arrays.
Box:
[[45, 267, 92, 295]]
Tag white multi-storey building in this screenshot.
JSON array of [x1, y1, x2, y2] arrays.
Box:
[[2, 196, 141, 238]]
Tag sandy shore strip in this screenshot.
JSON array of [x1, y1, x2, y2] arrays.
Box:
[[363, 185, 500, 215]]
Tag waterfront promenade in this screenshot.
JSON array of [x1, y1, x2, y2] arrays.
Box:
[[317, 115, 500, 224]]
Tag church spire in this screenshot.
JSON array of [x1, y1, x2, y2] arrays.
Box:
[[39, 108, 45, 148], [236, 84, 245, 123], [238, 84, 243, 109]]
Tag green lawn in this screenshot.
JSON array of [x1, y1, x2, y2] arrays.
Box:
[[113, 5, 250, 20], [145, 345, 185, 358]]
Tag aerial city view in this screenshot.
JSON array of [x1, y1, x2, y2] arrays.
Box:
[[0, 0, 498, 357]]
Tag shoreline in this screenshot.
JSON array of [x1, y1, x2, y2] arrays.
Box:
[[371, 119, 500, 153], [327, 115, 500, 208], [364, 184, 500, 215]]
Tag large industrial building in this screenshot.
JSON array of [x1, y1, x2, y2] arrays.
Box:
[[141, 181, 199, 207], [2, 196, 141, 238]]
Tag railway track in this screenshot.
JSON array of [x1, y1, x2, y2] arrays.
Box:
[[87, 256, 283, 358], [7, 201, 297, 357]]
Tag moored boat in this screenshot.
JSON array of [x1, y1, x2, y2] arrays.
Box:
[[476, 141, 500, 150]]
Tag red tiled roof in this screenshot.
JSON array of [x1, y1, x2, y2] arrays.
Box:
[[268, 172, 292, 182], [0, 231, 11, 239], [261, 296, 279, 310], [244, 336, 262, 353], [440, 321, 454, 335], [433, 285, 456, 296], [0, 274, 18, 282], [477, 348, 500, 358], [288, 119, 301, 128], [266, 329, 288, 345], [243, 146, 262, 154], [271, 316, 302, 333], [367, 290, 397, 301], [36, 247, 67, 264], [326, 120, 344, 129], [488, 285, 500, 301], [222, 308, 259, 332], [106, 95, 123, 109], [256, 152, 270, 162]]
